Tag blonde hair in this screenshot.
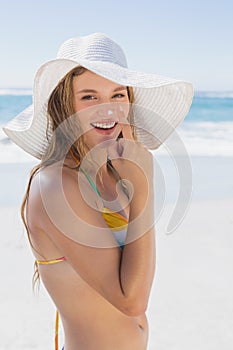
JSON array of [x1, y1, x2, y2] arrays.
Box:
[[20, 65, 136, 287]]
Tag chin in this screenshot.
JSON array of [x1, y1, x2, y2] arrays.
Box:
[[95, 136, 118, 149], [86, 129, 121, 148]]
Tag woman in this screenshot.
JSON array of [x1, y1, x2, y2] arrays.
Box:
[[3, 33, 193, 350]]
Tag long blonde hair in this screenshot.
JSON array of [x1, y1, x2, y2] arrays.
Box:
[[20, 66, 136, 286]]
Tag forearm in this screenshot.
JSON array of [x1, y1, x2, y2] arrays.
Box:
[[120, 191, 156, 315]]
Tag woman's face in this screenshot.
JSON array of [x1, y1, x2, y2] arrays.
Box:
[[72, 70, 130, 148]]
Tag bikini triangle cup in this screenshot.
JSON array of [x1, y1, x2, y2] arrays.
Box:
[[79, 167, 128, 234], [36, 156, 129, 350]]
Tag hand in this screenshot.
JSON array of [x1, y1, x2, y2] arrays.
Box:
[[107, 107, 154, 198]]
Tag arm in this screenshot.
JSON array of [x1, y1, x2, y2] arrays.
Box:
[[109, 138, 156, 316], [119, 185, 155, 316]]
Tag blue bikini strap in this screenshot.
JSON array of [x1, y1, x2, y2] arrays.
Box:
[[79, 167, 102, 199]]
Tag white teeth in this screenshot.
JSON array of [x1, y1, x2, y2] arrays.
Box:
[[91, 121, 116, 129]]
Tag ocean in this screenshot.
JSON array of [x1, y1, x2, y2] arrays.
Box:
[[0, 88, 233, 163]]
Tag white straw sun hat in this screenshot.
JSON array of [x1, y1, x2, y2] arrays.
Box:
[[2, 32, 194, 159]]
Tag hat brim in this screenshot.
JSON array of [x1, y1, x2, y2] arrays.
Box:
[[2, 59, 194, 159]]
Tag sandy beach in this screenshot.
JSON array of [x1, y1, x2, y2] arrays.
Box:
[[0, 155, 232, 349]]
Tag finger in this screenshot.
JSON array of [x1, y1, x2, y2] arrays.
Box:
[[107, 140, 120, 160], [118, 106, 134, 140]]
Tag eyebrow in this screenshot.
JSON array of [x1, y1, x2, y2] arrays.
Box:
[[76, 86, 127, 94]]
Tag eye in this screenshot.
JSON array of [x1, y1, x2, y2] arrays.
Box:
[[112, 93, 126, 98], [81, 95, 96, 100]]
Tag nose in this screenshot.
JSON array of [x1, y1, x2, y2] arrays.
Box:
[[96, 104, 116, 119], [97, 109, 114, 117]]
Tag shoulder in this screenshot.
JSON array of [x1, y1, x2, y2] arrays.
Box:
[[27, 163, 77, 223], [27, 162, 100, 227], [27, 162, 113, 248], [29, 162, 81, 196]]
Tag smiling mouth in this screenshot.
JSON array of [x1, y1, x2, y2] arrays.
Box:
[[90, 121, 118, 130]]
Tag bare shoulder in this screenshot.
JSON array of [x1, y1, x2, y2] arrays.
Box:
[[28, 162, 104, 239], [27, 162, 86, 228], [29, 162, 80, 198]]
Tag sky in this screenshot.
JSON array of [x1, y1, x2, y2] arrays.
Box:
[[0, 0, 232, 91]]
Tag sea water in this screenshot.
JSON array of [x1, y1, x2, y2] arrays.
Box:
[[0, 89, 233, 163]]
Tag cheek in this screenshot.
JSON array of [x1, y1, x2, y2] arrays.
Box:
[[120, 104, 130, 122], [120, 97, 130, 113], [73, 100, 87, 113], [125, 106, 130, 119], [77, 116, 91, 132], [73, 105, 92, 129]]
